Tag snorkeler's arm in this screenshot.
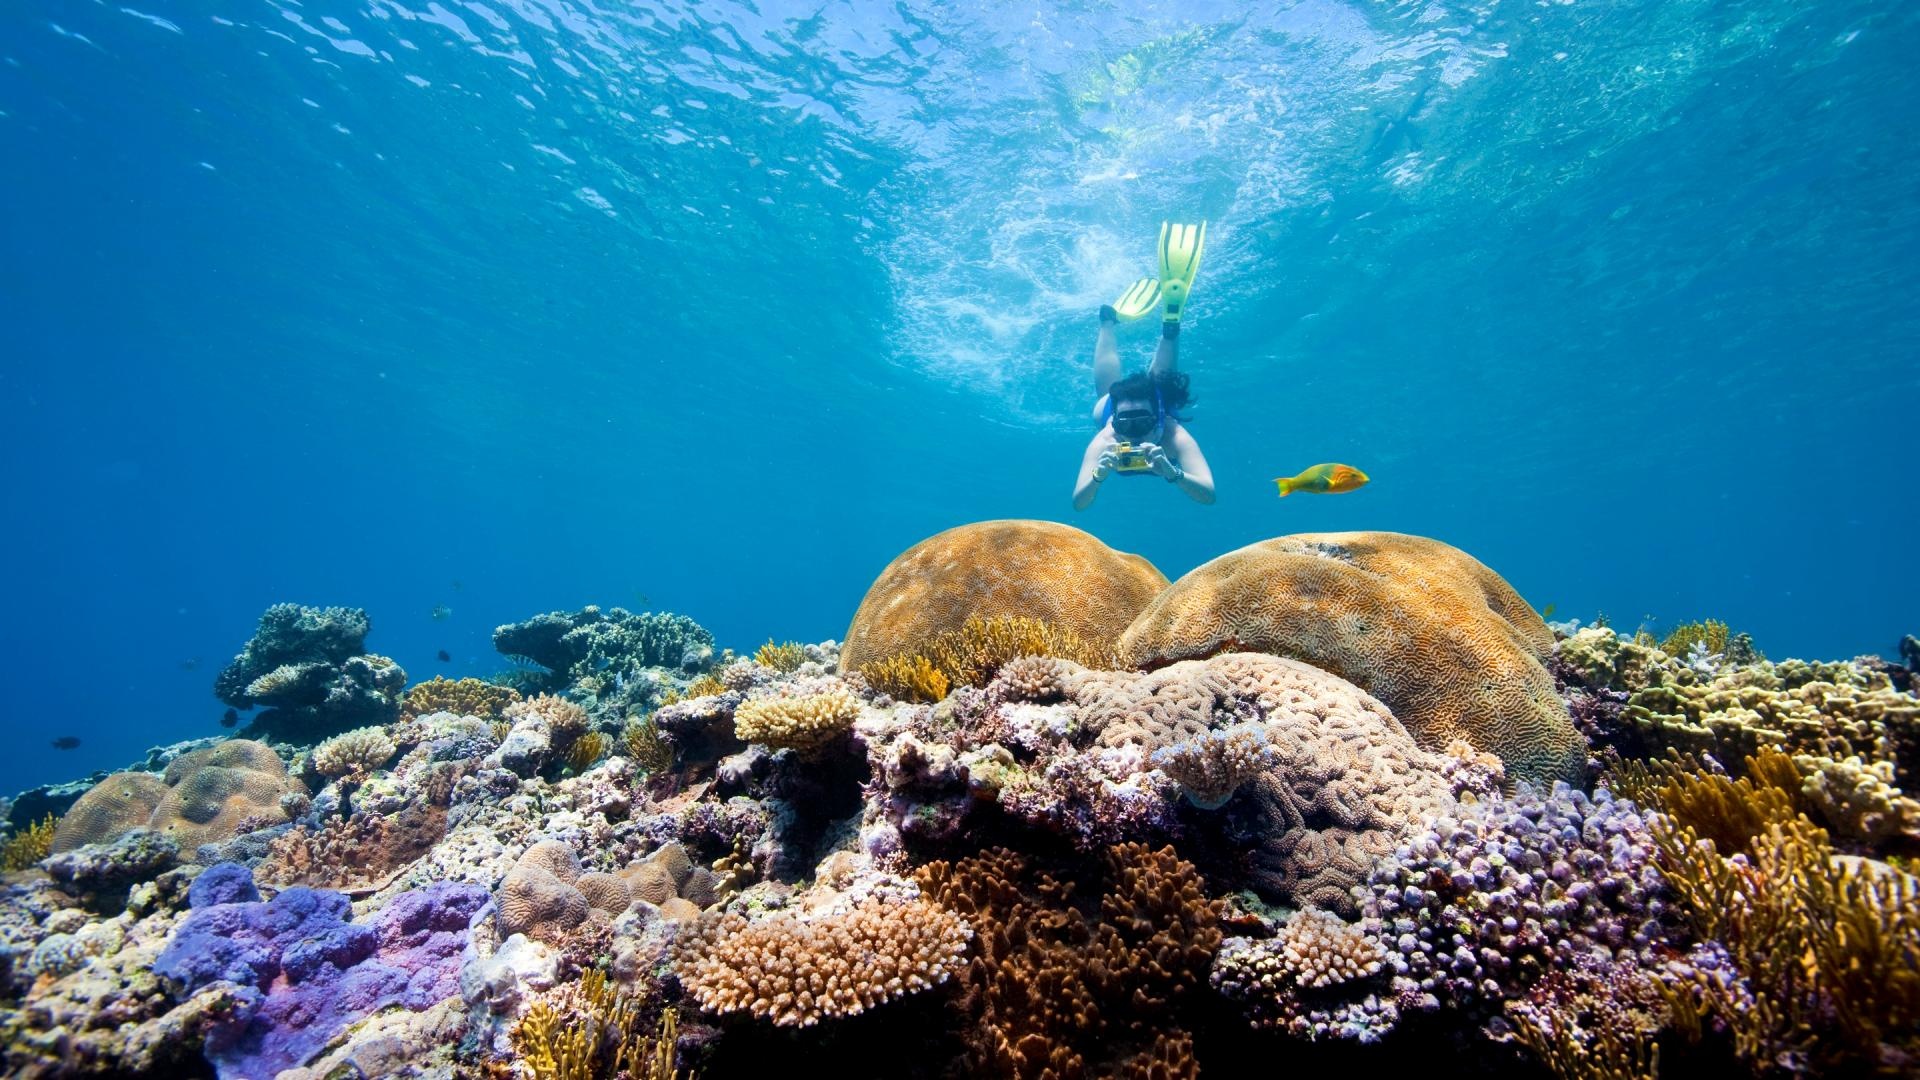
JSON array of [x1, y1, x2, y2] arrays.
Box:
[[1073, 433, 1115, 511], [1164, 422, 1215, 504]]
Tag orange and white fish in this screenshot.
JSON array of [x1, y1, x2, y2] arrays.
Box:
[[1273, 463, 1369, 497]]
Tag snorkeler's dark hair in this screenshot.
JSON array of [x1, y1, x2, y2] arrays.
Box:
[[1108, 371, 1195, 420]]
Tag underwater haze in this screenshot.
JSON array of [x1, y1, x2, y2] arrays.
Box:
[[2, 0, 1915, 795]]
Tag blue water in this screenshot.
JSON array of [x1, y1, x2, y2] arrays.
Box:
[[2, 0, 1915, 797]]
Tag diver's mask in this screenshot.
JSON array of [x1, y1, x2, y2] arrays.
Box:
[[1112, 408, 1157, 442]]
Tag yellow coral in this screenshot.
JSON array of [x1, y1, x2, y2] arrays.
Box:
[[621, 716, 672, 774], [1659, 619, 1731, 659], [2, 815, 56, 871], [516, 969, 681, 1080], [565, 731, 608, 774], [403, 676, 521, 721], [860, 653, 951, 704], [733, 689, 861, 752], [754, 640, 807, 672]]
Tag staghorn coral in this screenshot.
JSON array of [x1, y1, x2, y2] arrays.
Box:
[[50, 773, 172, 854], [673, 895, 971, 1027], [840, 520, 1166, 673], [753, 640, 808, 673], [917, 844, 1219, 1076], [731, 688, 862, 752], [402, 676, 520, 721], [310, 725, 398, 779], [1118, 531, 1584, 783], [860, 653, 951, 704], [2, 815, 56, 871]]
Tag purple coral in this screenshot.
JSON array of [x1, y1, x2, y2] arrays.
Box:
[[1362, 783, 1672, 1017], [153, 863, 487, 1079]]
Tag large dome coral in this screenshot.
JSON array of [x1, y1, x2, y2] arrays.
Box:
[[1117, 532, 1583, 783], [841, 520, 1166, 673]]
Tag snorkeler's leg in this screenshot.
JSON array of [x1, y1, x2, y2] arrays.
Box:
[[1148, 322, 1179, 377], [1094, 316, 1122, 400]]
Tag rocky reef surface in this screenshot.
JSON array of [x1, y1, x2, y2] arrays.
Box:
[[1, 527, 1915, 1080]]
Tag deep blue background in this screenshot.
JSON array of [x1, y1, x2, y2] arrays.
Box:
[[2, 0, 1915, 794]]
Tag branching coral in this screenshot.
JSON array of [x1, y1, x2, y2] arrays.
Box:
[[732, 688, 861, 753], [1150, 724, 1273, 809], [402, 676, 521, 721], [1628, 757, 1920, 1073], [673, 896, 971, 1027], [515, 969, 681, 1080], [257, 805, 448, 893], [753, 640, 808, 673], [621, 716, 673, 774], [311, 725, 398, 779], [916, 844, 1220, 1076], [2, 815, 57, 871], [860, 653, 951, 704], [1212, 909, 1394, 1041]]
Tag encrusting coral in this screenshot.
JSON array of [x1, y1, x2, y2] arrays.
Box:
[[1117, 531, 1585, 783], [673, 894, 972, 1027], [840, 519, 1166, 673]]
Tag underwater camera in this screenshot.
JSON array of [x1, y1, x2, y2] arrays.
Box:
[[1111, 442, 1153, 474]]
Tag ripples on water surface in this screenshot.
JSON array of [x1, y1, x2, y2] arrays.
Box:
[[1, 0, 1915, 789]]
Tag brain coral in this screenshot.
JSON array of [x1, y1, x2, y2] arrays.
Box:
[[840, 520, 1167, 673], [52, 741, 303, 855], [1117, 532, 1583, 783], [50, 772, 171, 854]]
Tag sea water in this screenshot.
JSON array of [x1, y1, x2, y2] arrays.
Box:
[[1, 0, 1915, 794]]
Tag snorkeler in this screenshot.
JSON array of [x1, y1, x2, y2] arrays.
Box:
[[1073, 221, 1217, 509]]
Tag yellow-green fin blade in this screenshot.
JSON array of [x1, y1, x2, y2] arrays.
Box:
[[1110, 277, 1162, 320], [1158, 220, 1207, 322]]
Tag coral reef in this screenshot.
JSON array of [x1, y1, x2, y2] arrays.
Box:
[[49, 772, 171, 854], [1, 815, 55, 871], [840, 519, 1166, 673], [1117, 531, 1585, 783], [1212, 909, 1394, 1041], [258, 804, 447, 893], [673, 894, 971, 1027], [515, 969, 681, 1079], [310, 724, 397, 779], [732, 687, 862, 752], [216, 603, 406, 739], [493, 605, 715, 718]]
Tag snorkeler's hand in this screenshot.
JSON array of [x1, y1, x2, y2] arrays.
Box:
[[1142, 443, 1180, 480], [1093, 449, 1119, 481]]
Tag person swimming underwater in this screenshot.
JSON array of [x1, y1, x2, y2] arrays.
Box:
[[1073, 221, 1216, 509]]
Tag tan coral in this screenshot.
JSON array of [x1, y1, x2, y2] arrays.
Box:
[[506, 693, 589, 737], [621, 843, 693, 905], [50, 772, 170, 854], [841, 520, 1167, 673], [150, 740, 303, 850], [496, 841, 589, 947], [310, 726, 397, 778], [575, 872, 632, 915], [674, 897, 971, 1027], [1279, 908, 1384, 988], [1117, 531, 1583, 783], [733, 689, 861, 752], [402, 676, 521, 721]]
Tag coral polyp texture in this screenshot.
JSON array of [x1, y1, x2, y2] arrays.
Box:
[[50, 740, 302, 855], [731, 687, 862, 751], [1118, 531, 1585, 783], [673, 895, 971, 1027], [840, 519, 1167, 673]]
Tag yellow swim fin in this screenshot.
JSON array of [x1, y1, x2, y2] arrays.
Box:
[[1109, 277, 1162, 321], [1158, 220, 1207, 323]]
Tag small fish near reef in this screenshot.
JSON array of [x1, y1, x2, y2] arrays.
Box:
[[430, 604, 452, 621], [437, 649, 451, 662], [1273, 463, 1369, 497], [221, 708, 239, 728], [50, 736, 81, 750]]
